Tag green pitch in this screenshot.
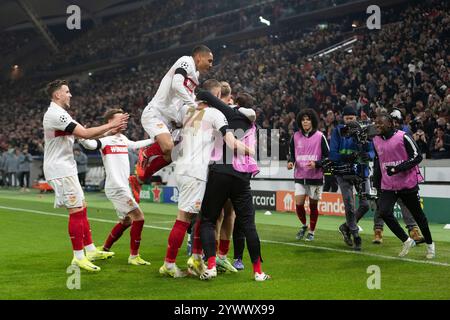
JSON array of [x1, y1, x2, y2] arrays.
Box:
[[0, 189, 449, 300]]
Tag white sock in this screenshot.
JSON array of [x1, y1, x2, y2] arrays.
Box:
[[165, 262, 175, 269], [218, 254, 227, 260], [74, 250, 85, 260], [309, 230, 315, 235], [129, 254, 138, 259], [85, 244, 96, 252]]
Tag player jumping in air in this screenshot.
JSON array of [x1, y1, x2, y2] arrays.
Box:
[[129, 45, 214, 202]]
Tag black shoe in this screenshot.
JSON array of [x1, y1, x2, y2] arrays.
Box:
[[353, 236, 362, 251], [339, 223, 353, 247], [296, 225, 308, 240]]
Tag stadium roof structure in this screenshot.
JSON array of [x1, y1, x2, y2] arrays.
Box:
[[0, 0, 144, 31]]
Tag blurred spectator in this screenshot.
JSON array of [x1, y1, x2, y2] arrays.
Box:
[[74, 148, 88, 187], [18, 146, 33, 192], [412, 129, 429, 158], [5, 148, 20, 187], [430, 127, 450, 159]]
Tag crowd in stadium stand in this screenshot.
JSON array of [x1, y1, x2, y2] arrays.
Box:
[[0, 0, 449, 188], [32, 0, 352, 74]]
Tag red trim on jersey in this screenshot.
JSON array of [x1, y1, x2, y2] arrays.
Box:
[[102, 145, 129, 155], [183, 77, 198, 93], [55, 130, 72, 137]]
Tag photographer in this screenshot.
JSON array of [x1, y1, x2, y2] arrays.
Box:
[[330, 106, 374, 251]]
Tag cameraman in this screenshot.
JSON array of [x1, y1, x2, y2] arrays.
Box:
[[330, 106, 374, 251]]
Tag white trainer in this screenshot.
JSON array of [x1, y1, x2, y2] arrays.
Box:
[[255, 272, 271, 281], [199, 267, 217, 280], [426, 243, 435, 259], [399, 237, 416, 257]]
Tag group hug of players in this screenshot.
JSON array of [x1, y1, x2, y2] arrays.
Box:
[[42, 45, 435, 284]]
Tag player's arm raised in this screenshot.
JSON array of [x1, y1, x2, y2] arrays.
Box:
[[72, 113, 129, 139]]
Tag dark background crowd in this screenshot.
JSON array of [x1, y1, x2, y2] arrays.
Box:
[[0, 0, 449, 185]]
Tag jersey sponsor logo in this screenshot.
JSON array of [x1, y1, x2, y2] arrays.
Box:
[[102, 145, 128, 155], [183, 77, 198, 93]]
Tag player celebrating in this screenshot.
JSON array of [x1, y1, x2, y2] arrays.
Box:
[[196, 89, 269, 281], [373, 113, 435, 258], [79, 108, 153, 266], [43, 80, 127, 272], [129, 45, 214, 202], [287, 108, 329, 241], [159, 79, 251, 278]]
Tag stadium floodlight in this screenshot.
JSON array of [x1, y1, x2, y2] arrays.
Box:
[[259, 16, 271, 26]]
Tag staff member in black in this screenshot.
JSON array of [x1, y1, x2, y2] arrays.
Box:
[[373, 113, 435, 259], [196, 89, 270, 281]]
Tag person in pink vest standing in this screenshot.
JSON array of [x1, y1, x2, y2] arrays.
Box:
[[288, 108, 329, 241], [373, 113, 435, 259]]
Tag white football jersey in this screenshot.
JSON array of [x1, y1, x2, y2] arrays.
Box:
[[174, 107, 228, 181], [97, 134, 152, 189], [43, 102, 79, 180], [145, 56, 199, 123]]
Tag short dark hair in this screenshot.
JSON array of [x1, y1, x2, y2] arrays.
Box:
[[297, 108, 319, 131], [202, 79, 221, 92], [104, 108, 124, 122], [46, 79, 68, 98], [235, 92, 254, 108], [376, 111, 393, 123], [192, 45, 211, 56]]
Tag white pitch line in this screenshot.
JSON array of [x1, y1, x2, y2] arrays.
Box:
[[0, 206, 172, 231], [1, 205, 449, 268], [261, 239, 450, 267]]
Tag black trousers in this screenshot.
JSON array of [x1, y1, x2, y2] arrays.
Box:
[[233, 227, 246, 260], [78, 172, 86, 187], [323, 174, 338, 192], [378, 189, 433, 244], [200, 171, 262, 263], [18, 171, 30, 188]]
